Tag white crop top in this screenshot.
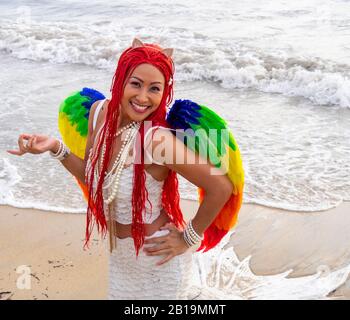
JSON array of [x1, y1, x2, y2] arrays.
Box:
[[105, 164, 164, 224], [89, 99, 165, 225]]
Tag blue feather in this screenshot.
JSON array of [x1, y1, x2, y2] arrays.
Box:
[[166, 99, 202, 129], [79, 87, 106, 119]]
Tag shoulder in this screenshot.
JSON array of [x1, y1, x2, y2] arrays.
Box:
[[89, 99, 109, 130], [89, 99, 106, 121]]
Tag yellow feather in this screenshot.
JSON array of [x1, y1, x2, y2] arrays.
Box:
[[58, 113, 87, 159]]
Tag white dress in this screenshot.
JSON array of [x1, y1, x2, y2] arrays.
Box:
[[106, 165, 199, 300]]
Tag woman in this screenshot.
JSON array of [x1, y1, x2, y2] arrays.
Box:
[[7, 38, 233, 299]]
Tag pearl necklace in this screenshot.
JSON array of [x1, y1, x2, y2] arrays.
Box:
[[93, 121, 135, 183], [102, 125, 135, 187], [97, 121, 136, 176], [114, 121, 136, 137], [92, 121, 140, 204], [104, 123, 140, 204]]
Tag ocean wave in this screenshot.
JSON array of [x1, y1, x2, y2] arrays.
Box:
[[0, 158, 22, 204], [192, 231, 350, 299], [0, 197, 86, 214], [0, 157, 85, 213], [1, 19, 350, 108]]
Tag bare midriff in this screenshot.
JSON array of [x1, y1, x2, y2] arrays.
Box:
[[107, 208, 171, 239]]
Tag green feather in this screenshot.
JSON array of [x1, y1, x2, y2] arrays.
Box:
[[183, 104, 238, 168], [59, 92, 90, 137]]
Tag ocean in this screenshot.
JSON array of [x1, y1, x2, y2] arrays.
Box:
[[0, 0, 350, 213]]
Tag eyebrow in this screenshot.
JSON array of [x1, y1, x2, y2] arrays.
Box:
[[130, 76, 163, 85]]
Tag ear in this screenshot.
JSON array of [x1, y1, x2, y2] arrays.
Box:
[[132, 38, 145, 48], [162, 48, 174, 58]]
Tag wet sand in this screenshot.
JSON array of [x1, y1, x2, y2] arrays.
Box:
[[0, 199, 349, 300]]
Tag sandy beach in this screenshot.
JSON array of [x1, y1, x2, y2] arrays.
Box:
[[0, 199, 349, 300]]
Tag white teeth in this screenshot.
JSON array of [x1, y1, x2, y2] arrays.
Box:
[[131, 102, 150, 110]]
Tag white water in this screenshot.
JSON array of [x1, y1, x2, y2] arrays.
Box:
[[191, 232, 350, 300]]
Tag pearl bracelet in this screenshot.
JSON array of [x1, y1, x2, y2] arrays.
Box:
[[51, 140, 63, 156], [183, 220, 203, 247], [49, 140, 65, 159], [49, 140, 70, 161]]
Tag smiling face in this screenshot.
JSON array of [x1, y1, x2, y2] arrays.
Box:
[[119, 63, 166, 125]]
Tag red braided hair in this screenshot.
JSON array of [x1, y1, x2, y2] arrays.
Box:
[[85, 43, 185, 255]]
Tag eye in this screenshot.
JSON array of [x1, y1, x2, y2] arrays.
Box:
[[131, 81, 140, 87], [151, 86, 160, 92]]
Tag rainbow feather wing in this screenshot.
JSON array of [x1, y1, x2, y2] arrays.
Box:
[[166, 99, 244, 252], [58, 87, 105, 201]]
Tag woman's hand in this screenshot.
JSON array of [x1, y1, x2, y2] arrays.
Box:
[[143, 222, 190, 266], [7, 134, 58, 156]]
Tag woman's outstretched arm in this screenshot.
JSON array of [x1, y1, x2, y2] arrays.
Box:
[[7, 101, 101, 185]]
